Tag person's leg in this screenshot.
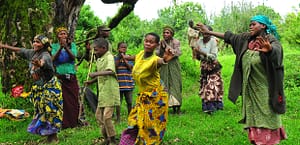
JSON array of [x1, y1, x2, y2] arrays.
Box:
[[202, 99, 207, 112], [116, 91, 124, 123], [172, 106, 177, 114], [95, 107, 109, 144], [46, 133, 58, 143], [205, 101, 216, 114], [124, 91, 133, 115], [176, 106, 181, 114], [103, 107, 117, 144]]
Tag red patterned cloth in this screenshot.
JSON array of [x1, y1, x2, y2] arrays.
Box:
[[11, 85, 24, 98], [119, 128, 138, 145], [248, 127, 287, 144]]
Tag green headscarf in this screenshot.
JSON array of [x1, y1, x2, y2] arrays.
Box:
[[250, 15, 280, 40], [163, 25, 175, 36]]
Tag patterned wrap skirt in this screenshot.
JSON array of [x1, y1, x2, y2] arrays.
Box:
[[27, 76, 63, 136], [199, 60, 224, 111], [120, 85, 168, 145], [199, 61, 224, 102]]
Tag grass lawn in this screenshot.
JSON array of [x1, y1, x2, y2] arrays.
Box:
[[0, 46, 299, 145]]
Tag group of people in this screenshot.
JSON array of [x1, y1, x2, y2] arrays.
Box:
[[0, 14, 287, 145], [0, 27, 84, 143]]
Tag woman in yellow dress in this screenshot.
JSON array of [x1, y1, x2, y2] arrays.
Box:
[[119, 32, 175, 145]]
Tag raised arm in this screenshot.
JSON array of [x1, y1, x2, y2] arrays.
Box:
[[197, 23, 225, 39], [0, 43, 22, 52], [157, 48, 176, 67]]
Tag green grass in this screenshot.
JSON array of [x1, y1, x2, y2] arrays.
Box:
[[0, 46, 299, 145]]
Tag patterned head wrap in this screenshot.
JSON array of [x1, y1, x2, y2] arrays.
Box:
[[34, 34, 51, 52], [250, 15, 279, 40], [34, 34, 49, 45], [163, 25, 175, 36], [55, 27, 68, 35]]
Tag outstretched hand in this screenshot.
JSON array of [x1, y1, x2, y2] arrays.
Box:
[[89, 72, 97, 78], [254, 36, 272, 53], [196, 23, 210, 34], [31, 59, 42, 67], [163, 48, 176, 62], [0, 43, 7, 49]]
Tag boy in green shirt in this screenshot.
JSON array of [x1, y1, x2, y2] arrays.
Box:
[[85, 38, 120, 145]]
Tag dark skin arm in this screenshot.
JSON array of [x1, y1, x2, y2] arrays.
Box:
[[157, 48, 176, 68], [123, 55, 136, 61], [193, 46, 207, 58], [52, 38, 75, 61], [253, 36, 272, 52], [0, 43, 21, 52], [116, 53, 133, 71], [84, 70, 115, 86], [196, 23, 225, 39]]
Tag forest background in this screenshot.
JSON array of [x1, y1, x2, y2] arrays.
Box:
[[0, 0, 299, 144]]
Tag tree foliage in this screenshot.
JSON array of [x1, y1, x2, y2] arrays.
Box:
[[157, 2, 207, 36], [281, 11, 300, 46], [0, 0, 136, 94], [0, 0, 53, 93], [212, 1, 281, 33], [75, 5, 103, 57]]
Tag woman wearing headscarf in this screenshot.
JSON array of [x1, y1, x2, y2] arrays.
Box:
[[51, 27, 80, 129], [197, 15, 287, 144], [194, 25, 224, 114], [0, 35, 63, 143], [156, 26, 183, 114]]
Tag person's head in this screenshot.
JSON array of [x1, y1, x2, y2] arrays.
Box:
[[201, 25, 213, 38], [117, 42, 127, 54], [96, 25, 111, 38], [162, 26, 174, 41], [92, 38, 109, 58], [144, 32, 160, 53], [33, 34, 51, 52], [249, 15, 279, 39], [188, 20, 194, 27], [55, 27, 68, 42]]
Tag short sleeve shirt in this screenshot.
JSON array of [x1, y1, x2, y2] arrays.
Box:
[[96, 51, 120, 107]]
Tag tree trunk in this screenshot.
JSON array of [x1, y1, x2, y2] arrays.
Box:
[[0, 0, 137, 93], [53, 0, 85, 40]]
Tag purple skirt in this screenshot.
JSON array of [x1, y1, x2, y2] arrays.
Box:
[[27, 114, 59, 136]]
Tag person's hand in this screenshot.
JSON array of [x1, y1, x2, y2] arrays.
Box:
[[196, 23, 210, 34], [59, 38, 68, 48], [85, 42, 91, 51], [194, 47, 206, 56], [31, 59, 42, 67], [84, 80, 91, 86], [0, 43, 8, 49], [120, 53, 125, 59], [254, 36, 272, 53], [89, 72, 97, 78], [163, 48, 176, 62], [122, 54, 133, 61], [0, 43, 4, 48]]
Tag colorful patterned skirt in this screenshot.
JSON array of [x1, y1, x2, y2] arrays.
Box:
[[27, 77, 63, 136], [120, 85, 168, 145], [199, 60, 224, 112]]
